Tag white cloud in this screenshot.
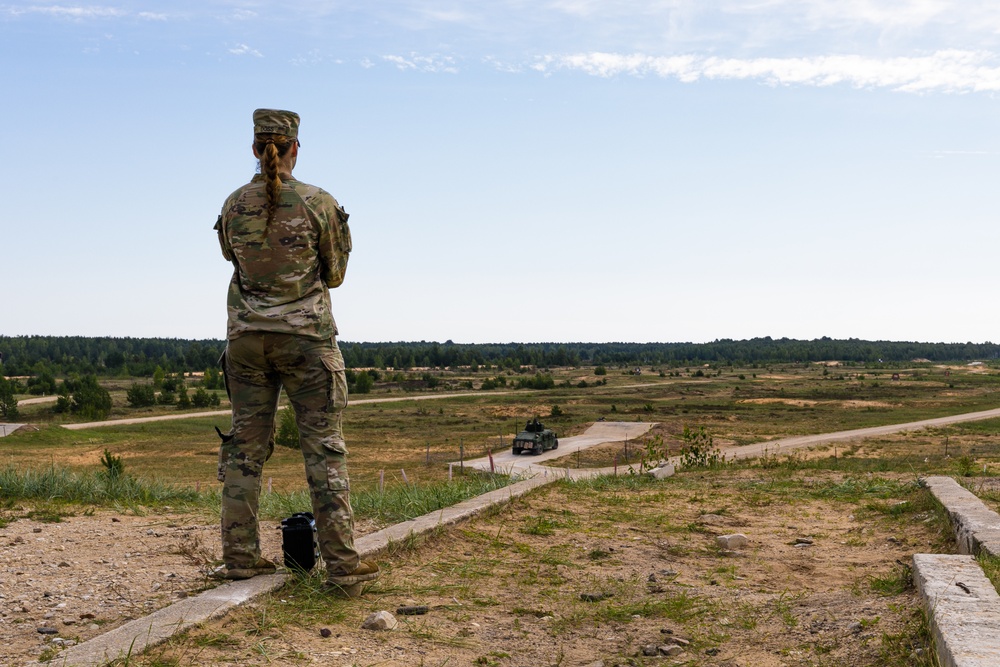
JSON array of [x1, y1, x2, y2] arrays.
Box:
[[4, 5, 127, 19], [228, 43, 262, 57], [383, 53, 459, 73], [532, 49, 1000, 93], [137, 12, 167, 21]]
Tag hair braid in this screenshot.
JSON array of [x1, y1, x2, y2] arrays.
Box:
[[254, 134, 295, 224]]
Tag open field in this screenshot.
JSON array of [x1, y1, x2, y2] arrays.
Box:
[[6, 362, 1000, 492], [4, 363, 1000, 665]]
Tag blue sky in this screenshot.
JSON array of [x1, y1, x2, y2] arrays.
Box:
[[3, 1, 1000, 344]]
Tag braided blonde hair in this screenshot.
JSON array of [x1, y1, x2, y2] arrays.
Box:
[[254, 133, 296, 224]]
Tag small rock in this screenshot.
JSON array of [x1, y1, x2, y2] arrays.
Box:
[[648, 573, 657, 583], [794, 538, 813, 545], [37, 627, 58, 635], [62, 619, 76, 625], [705, 647, 721, 656], [58, 562, 71, 568], [583, 661, 605, 667], [32, 528, 42, 534], [112, 517, 121, 522], [361, 611, 398, 631], [580, 592, 612, 602], [320, 628, 332, 638], [641, 644, 659, 656], [699, 514, 727, 525], [658, 644, 683, 656], [717, 534, 748, 550], [79, 613, 96, 620], [848, 621, 863, 634]]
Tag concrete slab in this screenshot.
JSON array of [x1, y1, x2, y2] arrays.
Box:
[[912, 554, 1000, 667], [0, 423, 24, 437], [924, 476, 1000, 557]]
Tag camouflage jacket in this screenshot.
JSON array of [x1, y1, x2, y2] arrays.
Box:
[[215, 174, 352, 340]]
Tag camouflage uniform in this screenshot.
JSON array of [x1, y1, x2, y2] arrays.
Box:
[[215, 109, 359, 578]]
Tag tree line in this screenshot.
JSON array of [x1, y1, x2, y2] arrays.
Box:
[[2, 335, 998, 379]]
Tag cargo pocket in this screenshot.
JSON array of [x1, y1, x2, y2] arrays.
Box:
[[215, 426, 235, 483], [321, 352, 349, 413]]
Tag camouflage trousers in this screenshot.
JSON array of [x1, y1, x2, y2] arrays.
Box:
[[220, 333, 359, 577]]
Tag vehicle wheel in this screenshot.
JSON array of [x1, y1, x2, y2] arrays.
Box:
[[512, 447, 522, 455], [553, 439, 559, 450]]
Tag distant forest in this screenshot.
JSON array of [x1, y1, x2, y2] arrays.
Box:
[[1, 335, 998, 377]]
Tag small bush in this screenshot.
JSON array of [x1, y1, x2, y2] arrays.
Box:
[[679, 426, 726, 469], [191, 387, 213, 408], [594, 366, 607, 376], [126, 383, 156, 408], [275, 407, 299, 449], [517, 373, 554, 390]]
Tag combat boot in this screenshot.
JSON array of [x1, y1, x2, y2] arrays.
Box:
[[324, 560, 381, 597], [212, 557, 277, 580]]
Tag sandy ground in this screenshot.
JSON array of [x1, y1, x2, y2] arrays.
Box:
[[1, 465, 950, 667], [121, 469, 947, 667]]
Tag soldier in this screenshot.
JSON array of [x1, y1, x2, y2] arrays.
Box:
[[213, 109, 380, 596]]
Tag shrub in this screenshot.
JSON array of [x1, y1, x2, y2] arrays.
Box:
[[191, 387, 213, 408], [516, 373, 554, 390], [276, 407, 299, 449], [353, 371, 374, 394], [126, 383, 156, 408], [66, 375, 113, 420], [594, 366, 607, 376], [678, 426, 726, 469], [0, 376, 18, 420], [176, 385, 191, 409], [27, 371, 58, 396]]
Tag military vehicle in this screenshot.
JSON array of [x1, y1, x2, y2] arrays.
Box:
[[512, 418, 558, 455]]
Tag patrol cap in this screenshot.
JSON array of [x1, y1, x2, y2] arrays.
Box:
[[253, 108, 300, 138]]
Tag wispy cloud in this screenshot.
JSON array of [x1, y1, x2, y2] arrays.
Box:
[[228, 43, 262, 57], [531, 49, 1000, 93], [2, 4, 171, 20], [383, 53, 459, 73], [3, 5, 127, 19]]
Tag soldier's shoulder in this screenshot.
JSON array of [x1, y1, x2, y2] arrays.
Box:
[[223, 177, 263, 207], [292, 180, 341, 207]]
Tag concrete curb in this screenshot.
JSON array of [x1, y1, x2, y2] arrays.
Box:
[[912, 554, 1000, 667], [915, 476, 1000, 666], [31, 473, 557, 667], [924, 476, 1000, 558]]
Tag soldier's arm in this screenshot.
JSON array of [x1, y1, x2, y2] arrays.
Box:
[[214, 214, 234, 261], [318, 195, 352, 288]]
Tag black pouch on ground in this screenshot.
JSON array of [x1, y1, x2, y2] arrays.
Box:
[[280, 512, 319, 571]]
